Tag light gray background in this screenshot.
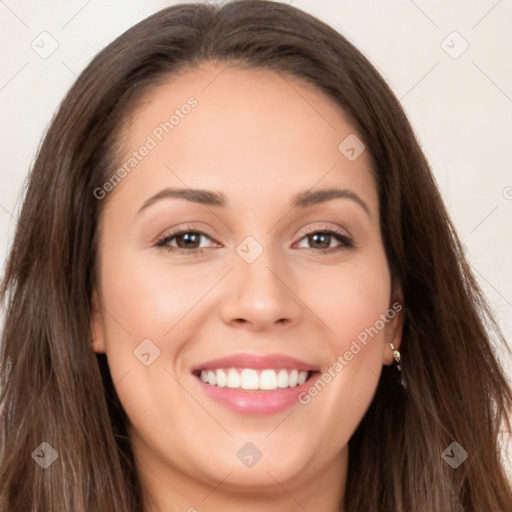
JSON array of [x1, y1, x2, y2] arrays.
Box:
[[1, 0, 511, 475]]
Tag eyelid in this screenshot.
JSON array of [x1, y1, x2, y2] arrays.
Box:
[[155, 225, 219, 248], [298, 223, 350, 239]]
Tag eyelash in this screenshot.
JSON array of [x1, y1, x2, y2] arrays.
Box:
[[155, 225, 353, 256]]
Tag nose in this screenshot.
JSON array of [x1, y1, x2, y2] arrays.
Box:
[[218, 246, 303, 332]]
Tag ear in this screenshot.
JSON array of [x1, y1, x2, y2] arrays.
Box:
[[90, 289, 106, 354], [382, 286, 404, 366]]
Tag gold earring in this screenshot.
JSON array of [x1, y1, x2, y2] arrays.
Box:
[[389, 342, 401, 371]]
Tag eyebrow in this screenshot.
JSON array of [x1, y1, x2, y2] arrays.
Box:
[[138, 188, 225, 212], [137, 187, 370, 216], [291, 188, 370, 216]]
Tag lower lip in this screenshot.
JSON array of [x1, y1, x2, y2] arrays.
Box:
[[194, 373, 319, 415]]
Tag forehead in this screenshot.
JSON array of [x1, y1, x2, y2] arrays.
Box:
[[107, 63, 377, 216]]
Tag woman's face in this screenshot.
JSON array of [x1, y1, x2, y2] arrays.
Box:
[[91, 63, 402, 504]]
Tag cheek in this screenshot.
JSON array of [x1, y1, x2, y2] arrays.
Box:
[[94, 241, 227, 407], [100, 249, 223, 339], [299, 250, 392, 350], [292, 251, 392, 426]]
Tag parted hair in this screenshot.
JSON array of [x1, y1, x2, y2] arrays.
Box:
[[1, 1, 511, 510]]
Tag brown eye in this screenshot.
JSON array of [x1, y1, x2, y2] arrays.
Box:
[[296, 228, 353, 252], [155, 229, 217, 254], [173, 232, 202, 249], [307, 232, 332, 250]]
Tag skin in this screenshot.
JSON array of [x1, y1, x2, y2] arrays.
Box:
[[91, 63, 403, 512]]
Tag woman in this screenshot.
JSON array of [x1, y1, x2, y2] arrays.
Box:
[[1, 1, 511, 510]]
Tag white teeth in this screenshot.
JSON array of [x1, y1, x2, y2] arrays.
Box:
[[198, 368, 309, 390], [227, 368, 241, 388], [216, 368, 227, 387], [260, 369, 277, 390], [277, 369, 289, 388], [207, 370, 217, 386], [240, 369, 259, 390]]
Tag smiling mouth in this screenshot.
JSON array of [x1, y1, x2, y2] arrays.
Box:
[[192, 368, 315, 391]]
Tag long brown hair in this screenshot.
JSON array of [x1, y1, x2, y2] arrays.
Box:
[[1, 1, 511, 510]]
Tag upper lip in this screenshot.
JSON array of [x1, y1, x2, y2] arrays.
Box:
[[191, 353, 319, 373]]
